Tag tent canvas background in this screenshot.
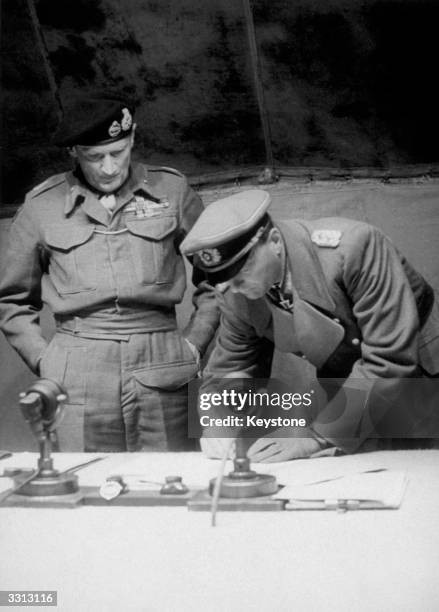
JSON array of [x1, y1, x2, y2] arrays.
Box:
[[2, 0, 439, 208]]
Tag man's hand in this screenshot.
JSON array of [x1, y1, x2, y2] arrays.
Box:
[[200, 437, 235, 459], [247, 430, 325, 462]]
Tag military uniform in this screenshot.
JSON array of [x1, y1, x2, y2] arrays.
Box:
[[181, 190, 439, 454], [0, 163, 219, 451]]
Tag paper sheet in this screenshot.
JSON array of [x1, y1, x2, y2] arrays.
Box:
[[0, 477, 14, 494], [275, 469, 408, 508]]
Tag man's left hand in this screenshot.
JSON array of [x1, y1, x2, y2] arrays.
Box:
[[247, 430, 325, 462]]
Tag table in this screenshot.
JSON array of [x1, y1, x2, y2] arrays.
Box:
[[1, 450, 439, 612]]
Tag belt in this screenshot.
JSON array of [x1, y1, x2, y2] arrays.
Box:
[[55, 308, 177, 337]]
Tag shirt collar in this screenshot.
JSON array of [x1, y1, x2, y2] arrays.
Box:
[[64, 163, 161, 216]]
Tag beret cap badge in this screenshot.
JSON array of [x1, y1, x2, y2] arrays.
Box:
[[108, 107, 132, 138], [108, 121, 122, 138], [121, 107, 133, 130]]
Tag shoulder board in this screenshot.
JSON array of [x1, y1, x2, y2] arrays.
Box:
[[148, 166, 184, 178], [28, 173, 66, 198], [311, 229, 342, 248], [11, 204, 24, 223]]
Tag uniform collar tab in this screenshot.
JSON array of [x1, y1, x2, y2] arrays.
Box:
[[64, 173, 86, 215], [276, 220, 336, 314]]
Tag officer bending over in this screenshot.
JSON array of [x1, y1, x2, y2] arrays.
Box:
[[181, 190, 439, 461]]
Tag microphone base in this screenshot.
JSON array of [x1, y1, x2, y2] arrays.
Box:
[[209, 472, 278, 498], [4, 467, 79, 497], [18, 472, 79, 497]]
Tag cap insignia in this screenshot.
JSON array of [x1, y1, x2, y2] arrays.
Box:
[[108, 120, 122, 138], [121, 107, 133, 130], [311, 229, 341, 248], [199, 248, 222, 267], [108, 108, 133, 138]]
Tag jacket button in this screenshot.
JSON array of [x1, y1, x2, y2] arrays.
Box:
[[302, 354, 307, 360], [352, 338, 360, 346]]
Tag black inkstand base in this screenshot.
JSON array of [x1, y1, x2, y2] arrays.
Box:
[[188, 439, 285, 512]]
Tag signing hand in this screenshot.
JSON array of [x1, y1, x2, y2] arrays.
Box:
[[247, 431, 324, 463]]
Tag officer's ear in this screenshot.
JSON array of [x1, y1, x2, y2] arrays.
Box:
[[267, 228, 283, 257], [68, 147, 78, 160]]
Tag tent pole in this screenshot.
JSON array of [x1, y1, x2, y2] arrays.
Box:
[[25, 0, 63, 118], [243, 0, 277, 183]]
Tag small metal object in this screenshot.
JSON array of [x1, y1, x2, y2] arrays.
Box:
[[160, 475, 189, 495], [99, 476, 127, 501]]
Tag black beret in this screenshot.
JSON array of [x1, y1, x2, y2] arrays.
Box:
[[180, 190, 272, 285], [53, 95, 135, 147]]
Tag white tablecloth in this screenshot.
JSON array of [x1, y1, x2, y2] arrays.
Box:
[[1, 450, 439, 612]]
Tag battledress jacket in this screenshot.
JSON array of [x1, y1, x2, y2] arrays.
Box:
[[0, 163, 219, 373], [203, 217, 439, 452]]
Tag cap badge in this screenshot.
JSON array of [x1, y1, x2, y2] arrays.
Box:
[[108, 120, 122, 138], [121, 107, 133, 130], [311, 229, 342, 248], [108, 108, 133, 138], [199, 248, 222, 267]]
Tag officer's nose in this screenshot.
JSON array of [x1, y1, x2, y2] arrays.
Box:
[[101, 155, 117, 175]]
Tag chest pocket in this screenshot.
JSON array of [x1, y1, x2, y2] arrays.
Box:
[[45, 225, 96, 294], [126, 215, 178, 285]]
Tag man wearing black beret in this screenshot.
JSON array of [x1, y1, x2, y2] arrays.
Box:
[[181, 190, 439, 461], [0, 94, 219, 452]]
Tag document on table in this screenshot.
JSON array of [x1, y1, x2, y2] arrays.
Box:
[[274, 469, 408, 510], [0, 477, 14, 494]]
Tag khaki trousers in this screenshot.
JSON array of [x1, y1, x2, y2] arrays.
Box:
[[39, 329, 199, 452]]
